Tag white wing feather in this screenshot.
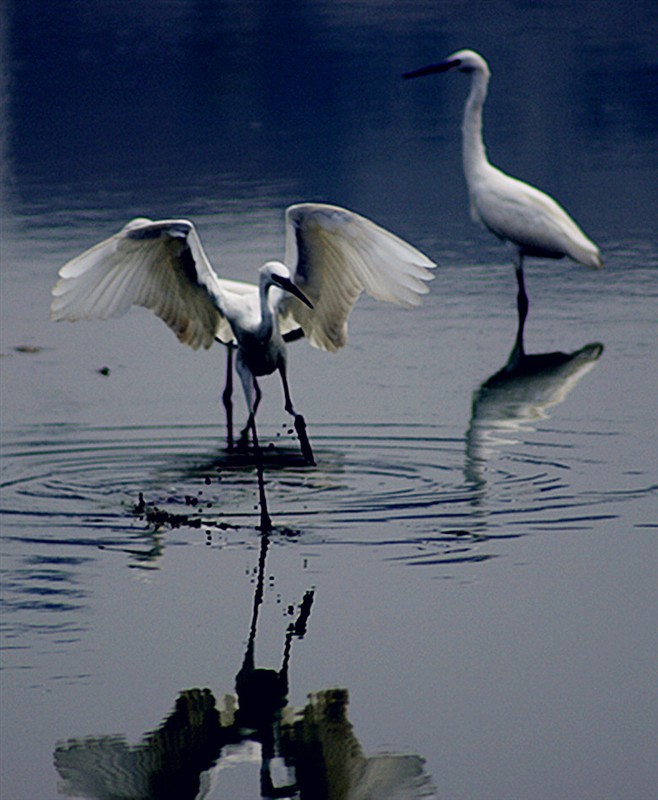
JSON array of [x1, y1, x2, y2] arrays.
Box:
[[51, 218, 233, 349], [281, 203, 436, 352], [472, 168, 603, 268]]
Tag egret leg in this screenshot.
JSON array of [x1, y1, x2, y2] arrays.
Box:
[[222, 343, 235, 450], [510, 253, 528, 368], [237, 378, 262, 449], [247, 400, 272, 532], [236, 362, 272, 531], [278, 365, 315, 466], [514, 254, 529, 333]]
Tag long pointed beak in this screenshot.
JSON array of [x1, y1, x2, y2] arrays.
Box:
[[402, 58, 461, 79], [271, 274, 314, 309]]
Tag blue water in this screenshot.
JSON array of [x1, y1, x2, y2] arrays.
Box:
[[1, 2, 657, 799]]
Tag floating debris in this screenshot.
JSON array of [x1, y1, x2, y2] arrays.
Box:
[[134, 492, 231, 532], [14, 345, 43, 354]]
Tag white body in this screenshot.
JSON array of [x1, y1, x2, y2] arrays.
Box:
[[51, 203, 435, 457], [449, 49, 602, 269], [406, 49, 602, 270]]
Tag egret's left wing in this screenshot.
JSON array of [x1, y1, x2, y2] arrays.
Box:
[[281, 203, 436, 352], [51, 218, 232, 349]]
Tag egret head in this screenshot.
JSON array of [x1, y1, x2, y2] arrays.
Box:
[[403, 49, 489, 80], [260, 261, 313, 309]]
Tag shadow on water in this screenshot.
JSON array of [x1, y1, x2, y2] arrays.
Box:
[[53, 531, 437, 800]]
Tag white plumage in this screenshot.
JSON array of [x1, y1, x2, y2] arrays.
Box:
[[404, 49, 602, 346], [51, 203, 435, 463]]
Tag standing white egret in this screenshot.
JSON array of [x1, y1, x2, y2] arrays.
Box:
[[403, 49, 602, 354], [51, 203, 436, 467]]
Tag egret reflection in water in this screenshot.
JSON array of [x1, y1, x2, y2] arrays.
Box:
[[54, 532, 437, 800], [465, 339, 604, 485], [54, 690, 436, 800]]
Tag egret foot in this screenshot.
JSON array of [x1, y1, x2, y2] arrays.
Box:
[[294, 414, 315, 466], [236, 425, 251, 452], [223, 392, 234, 451]]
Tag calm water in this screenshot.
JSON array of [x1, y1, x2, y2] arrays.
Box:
[[1, 2, 657, 799]]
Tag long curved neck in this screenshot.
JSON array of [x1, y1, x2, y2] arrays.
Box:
[[257, 281, 276, 340], [461, 67, 491, 184]]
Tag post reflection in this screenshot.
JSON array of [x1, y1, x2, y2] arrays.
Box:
[[54, 531, 436, 799]]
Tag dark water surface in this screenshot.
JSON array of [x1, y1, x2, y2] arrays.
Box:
[[1, 2, 657, 799]]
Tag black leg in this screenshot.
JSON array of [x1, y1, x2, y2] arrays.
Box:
[[279, 365, 315, 466], [247, 379, 272, 532], [501, 253, 529, 372], [293, 415, 315, 466], [235, 362, 273, 530], [222, 344, 235, 450], [515, 258, 529, 336], [237, 377, 262, 449], [505, 270, 527, 372]]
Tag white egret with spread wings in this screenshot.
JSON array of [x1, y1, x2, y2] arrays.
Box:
[[51, 203, 435, 466]]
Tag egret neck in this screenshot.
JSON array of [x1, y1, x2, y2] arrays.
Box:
[[461, 62, 491, 189]]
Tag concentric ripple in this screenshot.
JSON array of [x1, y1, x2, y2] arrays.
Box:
[[1, 420, 626, 555], [1, 419, 649, 675]]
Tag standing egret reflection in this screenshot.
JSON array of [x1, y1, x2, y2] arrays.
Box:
[[51, 203, 435, 466], [404, 49, 602, 352]]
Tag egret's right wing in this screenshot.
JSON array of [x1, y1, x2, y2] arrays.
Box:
[[282, 203, 436, 352], [51, 218, 233, 349], [473, 168, 603, 269]]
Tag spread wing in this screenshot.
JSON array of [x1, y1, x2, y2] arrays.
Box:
[[280, 203, 436, 352], [51, 218, 237, 349]]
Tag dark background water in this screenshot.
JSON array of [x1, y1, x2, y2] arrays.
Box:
[[1, 2, 657, 799]]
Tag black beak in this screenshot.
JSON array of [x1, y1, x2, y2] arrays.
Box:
[[271, 274, 314, 309], [402, 58, 461, 79]]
